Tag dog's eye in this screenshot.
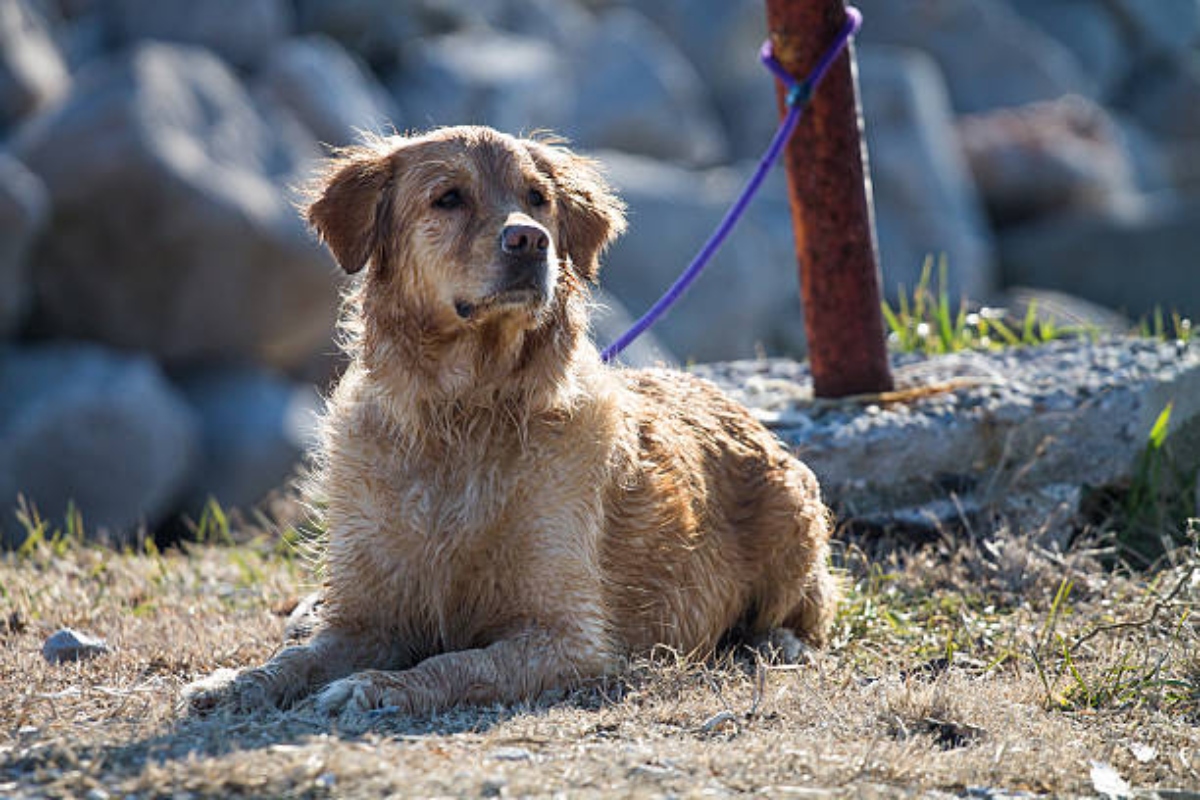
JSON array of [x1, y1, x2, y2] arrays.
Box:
[[528, 188, 547, 208], [433, 189, 464, 210]]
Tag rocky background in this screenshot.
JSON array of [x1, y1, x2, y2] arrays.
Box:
[[2, 0, 1199, 542]]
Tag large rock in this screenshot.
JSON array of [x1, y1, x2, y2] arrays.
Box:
[[35, 0, 108, 72], [1160, 138, 1200, 194], [598, 151, 806, 362], [108, 0, 295, 69], [1108, 0, 1200, 59], [175, 367, 318, 514], [13, 42, 339, 372], [957, 96, 1140, 226], [391, 29, 570, 134], [0, 153, 47, 337], [859, 46, 996, 304], [0, 0, 69, 131], [625, 0, 774, 161], [1008, 0, 1129, 101], [0, 344, 198, 546], [257, 35, 400, 147], [391, 9, 727, 166], [563, 8, 728, 165], [430, 0, 595, 45], [294, 0, 420, 72], [854, 0, 1093, 113], [999, 197, 1200, 321], [295, 0, 591, 71], [1117, 55, 1200, 141]]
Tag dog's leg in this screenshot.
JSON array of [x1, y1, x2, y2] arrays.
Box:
[[183, 627, 391, 714], [781, 547, 840, 648], [314, 628, 608, 718]]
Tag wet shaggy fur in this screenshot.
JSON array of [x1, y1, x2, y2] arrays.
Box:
[[184, 126, 838, 718]]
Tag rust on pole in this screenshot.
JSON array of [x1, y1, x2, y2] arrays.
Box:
[[765, 0, 894, 398]]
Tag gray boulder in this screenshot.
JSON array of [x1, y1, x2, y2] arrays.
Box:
[[999, 197, 1200, 322], [563, 8, 728, 165], [859, 46, 996, 304], [391, 29, 570, 133], [1008, 0, 1129, 101], [430, 0, 595, 45], [625, 0, 775, 161], [598, 151, 806, 362], [957, 96, 1140, 226], [1118, 55, 1200, 141], [392, 10, 727, 166], [0, 0, 69, 131], [1159, 138, 1200, 194], [13, 42, 339, 372], [108, 0, 295, 69], [294, 0, 419, 72], [175, 366, 318, 514], [0, 344, 198, 546], [257, 35, 400, 147], [38, 1, 109, 72], [854, 0, 1093, 112], [1108, 0, 1200, 59], [1113, 115, 1174, 194], [0, 153, 47, 337]]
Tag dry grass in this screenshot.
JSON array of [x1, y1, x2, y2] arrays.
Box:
[[1, 515, 1198, 798]]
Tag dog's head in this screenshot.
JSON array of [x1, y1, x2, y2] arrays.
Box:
[[307, 127, 626, 340]]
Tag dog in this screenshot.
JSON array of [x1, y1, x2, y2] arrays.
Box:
[[184, 126, 838, 718]]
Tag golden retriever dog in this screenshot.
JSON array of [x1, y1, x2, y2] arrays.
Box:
[[184, 126, 837, 718]]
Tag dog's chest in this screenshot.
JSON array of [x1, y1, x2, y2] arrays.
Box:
[[327, 435, 536, 648]]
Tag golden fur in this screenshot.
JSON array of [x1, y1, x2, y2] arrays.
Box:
[[184, 126, 838, 717]]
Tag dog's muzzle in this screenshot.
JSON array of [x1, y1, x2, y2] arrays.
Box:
[[497, 221, 554, 298], [454, 219, 557, 321]]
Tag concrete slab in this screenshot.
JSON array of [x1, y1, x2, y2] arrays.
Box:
[[693, 337, 1200, 543]]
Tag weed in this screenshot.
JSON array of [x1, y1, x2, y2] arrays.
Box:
[[881, 256, 1080, 355], [1100, 403, 1199, 568], [190, 497, 235, 546], [1137, 308, 1193, 346], [12, 496, 88, 558]]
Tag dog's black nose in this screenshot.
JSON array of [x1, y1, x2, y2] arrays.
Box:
[[500, 223, 550, 255]]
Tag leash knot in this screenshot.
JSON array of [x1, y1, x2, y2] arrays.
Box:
[[786, 80, 815, 109]]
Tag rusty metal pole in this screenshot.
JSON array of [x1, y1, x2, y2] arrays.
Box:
[[765, 0, 894, 398]]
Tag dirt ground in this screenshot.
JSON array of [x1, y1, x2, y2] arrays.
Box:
[[1, 515, 1197, 798]]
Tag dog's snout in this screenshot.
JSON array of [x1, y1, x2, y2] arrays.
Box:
[[505, 254, 549, 292], [500, 223, 550, 256]]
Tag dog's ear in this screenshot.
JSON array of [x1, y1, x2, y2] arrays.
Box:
[[306, 152, 393, 275], [525, 139, 627, 283]]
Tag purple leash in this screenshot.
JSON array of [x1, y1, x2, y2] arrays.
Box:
[[600, 6, 863, 364]]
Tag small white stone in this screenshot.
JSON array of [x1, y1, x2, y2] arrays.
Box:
[[42, 628, 109, 664]]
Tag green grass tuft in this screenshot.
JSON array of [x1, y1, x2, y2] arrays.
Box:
[[881, 255, 1081, 355]]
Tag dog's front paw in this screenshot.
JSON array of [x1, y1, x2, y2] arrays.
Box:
[[180, 668, 273, 715], [181, 667, 241, 714], [315, 671, 406, 717], [314, 674, 375, 716], [753, 628, 815, 665]]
